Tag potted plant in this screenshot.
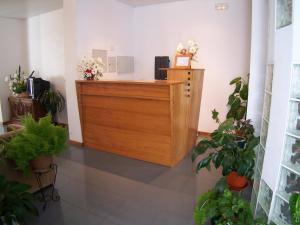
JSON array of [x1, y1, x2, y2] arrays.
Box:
[[194, 179, 268, 225], [212, 76, 253, 143], [39, 88, 65, 124], [0, 175, 38, 225], [290, 193, 300, 225], [192, 118, 259, 190], [5, 114, 67, 174], [4, 66, 28, 97]]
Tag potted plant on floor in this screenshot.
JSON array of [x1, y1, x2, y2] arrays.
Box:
[[194, 179, 268, 225], [39, 88, 65, 124], [290, 193, 300, 225], [5, 114, 67, 174], [192, 118, 259, 190], [0, 175, 38, 225]]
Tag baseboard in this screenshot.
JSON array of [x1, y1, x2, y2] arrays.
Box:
[[69, 140, 83, 147], [197, 131, 211, 137]]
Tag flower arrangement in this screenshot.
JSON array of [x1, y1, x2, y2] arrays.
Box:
[[4, 66, 28, 95], [78, 57, 105, 80], [176, 40, 199, 61]]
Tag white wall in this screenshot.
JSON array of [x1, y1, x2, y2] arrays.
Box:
[[27, 9, 67, 123], [247, 0, 268, 134], [77, 0, 134, 80], [133, 0, 252, 133], [65, 0, 135, 142], [0, 17, 28, 123]]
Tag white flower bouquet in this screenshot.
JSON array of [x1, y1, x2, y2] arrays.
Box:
[[4, 66, 28, 95], [176, 40, 199, 61], [78, 57, 105, 80]]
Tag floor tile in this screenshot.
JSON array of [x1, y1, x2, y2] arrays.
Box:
[[28, 143, 221, 225]]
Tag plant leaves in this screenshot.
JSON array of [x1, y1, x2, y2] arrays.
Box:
[[211, 109, 220, 123], [227, 94, 235, 106], [235, 106, 247, 120], [234, 81, 242, 93], [246, 137, 260, 151], [196, 156, 212, 172], [240, 84, 248, 100], [230, 77, 242, 85], [218, 118, 234, 131]]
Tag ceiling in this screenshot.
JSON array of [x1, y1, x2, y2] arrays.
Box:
[[0, 0, 189, 19], [117, 0, 190, 7], [0, 0, 63, 19]]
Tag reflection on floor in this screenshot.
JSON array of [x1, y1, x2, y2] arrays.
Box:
[[27, 144, 222, 225]]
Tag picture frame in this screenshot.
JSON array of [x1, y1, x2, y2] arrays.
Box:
[[174, 54, 192, 69]]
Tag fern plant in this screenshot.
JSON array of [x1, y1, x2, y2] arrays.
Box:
[[5, 114, 67, 174], [290, 193, 300, 225]]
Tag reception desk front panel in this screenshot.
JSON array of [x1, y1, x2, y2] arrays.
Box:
[[76, 70, 204, 167]]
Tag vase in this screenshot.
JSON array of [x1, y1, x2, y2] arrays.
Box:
[[226, 171, 248, 191], [85, 75, 95, 80]]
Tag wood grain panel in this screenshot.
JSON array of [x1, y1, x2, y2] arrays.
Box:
[[82, 95, 170, 116], [187, 70, 204, 150], [80, 83, 170, 100], [170, 83, 189, 165], [167, 69, 205, 154], [83, 106, 171, 136], [83, 124, 172, 166]]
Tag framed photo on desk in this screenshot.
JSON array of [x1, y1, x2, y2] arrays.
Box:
[[174, 54, 192, 69]]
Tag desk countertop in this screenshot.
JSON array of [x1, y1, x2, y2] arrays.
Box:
[[75, 79, 184, 85]]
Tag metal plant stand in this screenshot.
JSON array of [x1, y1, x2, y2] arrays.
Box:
[[33, 163, 60, 210]]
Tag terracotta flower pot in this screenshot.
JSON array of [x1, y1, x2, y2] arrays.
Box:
[[30, 155, 53, 171], [226, 171, 248, 191]]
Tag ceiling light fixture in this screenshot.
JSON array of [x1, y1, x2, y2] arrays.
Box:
[[215, 3, 229, 11]]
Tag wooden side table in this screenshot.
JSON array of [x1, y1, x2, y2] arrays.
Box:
[[8, 96, 46, 123]]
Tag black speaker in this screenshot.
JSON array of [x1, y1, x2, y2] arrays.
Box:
[[155, 56, 170, 80]]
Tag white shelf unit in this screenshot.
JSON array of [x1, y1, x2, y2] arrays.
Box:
[[252, 63, 274, 221], [251, 1, 300, 224]]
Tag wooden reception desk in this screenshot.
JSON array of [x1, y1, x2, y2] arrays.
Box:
[[76, 69, 204, 167]]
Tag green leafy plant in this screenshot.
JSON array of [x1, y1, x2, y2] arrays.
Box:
[[192, 118, 259, 179], [194, 179, 267, 225], [39, 88, 65, 123], [0, 175, 38, 225], [226, 76, 248, 121], [290, 193, 300, 225], [212, 76, 252, 141], [5, 114, 68, 174]]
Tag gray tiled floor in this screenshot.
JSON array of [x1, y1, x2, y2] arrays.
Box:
[[27, 144, 222, 225]]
